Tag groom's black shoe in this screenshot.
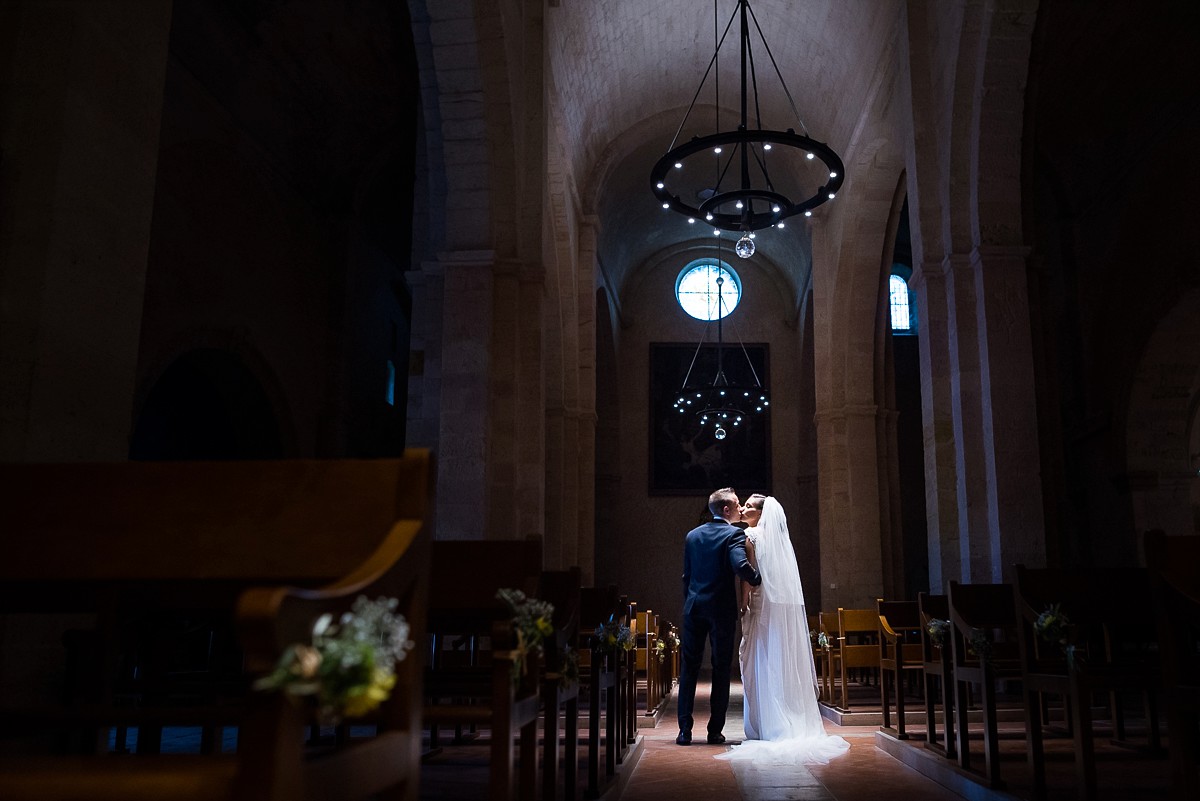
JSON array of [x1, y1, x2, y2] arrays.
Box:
[[675, 731, 692, 746], [706, 732, 726, 745]]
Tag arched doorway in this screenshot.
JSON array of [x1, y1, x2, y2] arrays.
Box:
[[130, 349, 285, 460]]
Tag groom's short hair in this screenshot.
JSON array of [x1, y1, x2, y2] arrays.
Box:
[[708, 487, 737, 517]]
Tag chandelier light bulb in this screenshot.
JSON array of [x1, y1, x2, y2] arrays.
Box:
[[805, 210, 812, 217], [657, 182, 665, 189], [688, 217, 695, 223], [772, 205, 781, 213], [714, 147, 722, 154], [776, 222, 785, 229], [763, 143, 772, 150], [713, 228, 721, 236], [807, 152, 815, 160], [662, 203, 670, 209], [735, 200, 744, 209], [830, 171, 838, 178], [828, 193, 836, 199], [749, 232, 756, 239], [675, 162, 683, 169], [706, 213, 714, 221], [735, 234, 755, 258]]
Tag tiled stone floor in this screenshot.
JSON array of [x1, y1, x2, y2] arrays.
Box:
[[419, 678, 1172, 800], [619, 680, 966, 801]]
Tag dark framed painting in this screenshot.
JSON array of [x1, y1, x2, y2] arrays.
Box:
[[649, 342, 771, 494]]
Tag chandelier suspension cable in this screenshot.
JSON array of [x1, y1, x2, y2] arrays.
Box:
[[651, 0, 845, 240], [745, 2, 809, 134], [665, 6, 738, 154]]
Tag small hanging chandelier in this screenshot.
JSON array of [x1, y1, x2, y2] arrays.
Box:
[[651, 0, 845, 258], [673, 268, 768, 440]]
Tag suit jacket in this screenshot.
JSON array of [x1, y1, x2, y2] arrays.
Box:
[[682, 518, 762, 620]]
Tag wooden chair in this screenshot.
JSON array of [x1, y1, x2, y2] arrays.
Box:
[[620, 598, 637, 748], [918, 592, 955, 758], [806, 614, 825, 689], [817, 611, 840, 704], [948, 581, 1022, 788], [1014, 564, 1163, 801], [877, 599, 923, 739], [0, 454, 432, 801], [538, 568, 582, 801], [835, 607, 882, 711], [635, 609, 660, 715], [422, 539, 544, 801], [577, 585, 621, 799], [1144, 530, 1200, 801]]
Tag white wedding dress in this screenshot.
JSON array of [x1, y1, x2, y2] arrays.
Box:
[[717, 497, 849, 764]]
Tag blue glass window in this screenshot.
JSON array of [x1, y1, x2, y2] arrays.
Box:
[[676, 260, 741, 321]]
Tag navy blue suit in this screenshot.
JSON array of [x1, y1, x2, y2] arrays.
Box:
[[677, 517, 762, 738]]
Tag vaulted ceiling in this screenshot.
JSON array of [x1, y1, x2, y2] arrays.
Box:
[[548, 0, 905, 306]]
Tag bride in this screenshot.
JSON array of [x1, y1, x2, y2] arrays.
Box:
[[717, 494, 849, 764]]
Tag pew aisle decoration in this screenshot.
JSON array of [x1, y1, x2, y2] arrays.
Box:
[[1033, 602, 1079, 667], [254, 595, 415, 724], [593, 619, 635, 652], [496, 587, 556, 682], [926, 618, 949, 647], [656, 628, 681, 662], [810, 629, 829, 649]]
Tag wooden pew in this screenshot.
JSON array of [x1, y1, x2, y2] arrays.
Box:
[[421, 539, 543, 801], [835, 607, 881, 711], [918, 592, 955, 758], [817, 611, 840, 704], [577, 585, 621, 799], [1014, 564, 1163, 801], [877, 599, 923, 739], [538, 568, 582, 801], [0, 454, 433, 801], [635, 609, 660, 716], [948, 581, 1021, 788], [1144, 531, 1200, 801]]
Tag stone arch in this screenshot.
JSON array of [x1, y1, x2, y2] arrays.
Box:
[[949, 0, 1039, 252], [1124, 286, 1200, 544], [130, 346, 287, 460]]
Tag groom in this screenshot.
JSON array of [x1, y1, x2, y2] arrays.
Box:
[[677, 487, 762, 745]]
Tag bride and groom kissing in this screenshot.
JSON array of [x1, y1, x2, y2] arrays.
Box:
[[676, 488, 849, 763]]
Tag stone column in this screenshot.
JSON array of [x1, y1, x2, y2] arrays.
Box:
[[911, 260, 961, 591], [572, 217, 600, 581], [947, 253, 994, 583], [436, 250, 496, 539], [816, 405, 887, 608], [0, 0, 173, 460], [974, 245, 1045, 577]]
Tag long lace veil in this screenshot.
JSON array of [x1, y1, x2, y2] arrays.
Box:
[[753, 497, 808, 607]]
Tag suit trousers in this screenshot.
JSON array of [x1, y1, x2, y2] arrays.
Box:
[[677, 609, 736, 735]]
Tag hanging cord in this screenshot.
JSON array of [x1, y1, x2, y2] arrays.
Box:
[[665, 3, 738, 153], [746, 1, 809, 136]]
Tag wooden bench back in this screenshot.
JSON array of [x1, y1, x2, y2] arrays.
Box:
[[838, 607, 881, 669], [948, 581, 1019, 669], [1, 458, 428, 587], [0, 452, 434, 801], [918, 592, 949, 664]]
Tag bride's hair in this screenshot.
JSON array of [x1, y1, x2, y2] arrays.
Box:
[[744, 493, 767, 511]]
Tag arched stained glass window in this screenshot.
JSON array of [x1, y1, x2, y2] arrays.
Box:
[[889, 274, 911, 331], [888, 266, 917, 334]]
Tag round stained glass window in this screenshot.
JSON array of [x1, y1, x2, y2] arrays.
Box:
[[675, 260, 741, 321]]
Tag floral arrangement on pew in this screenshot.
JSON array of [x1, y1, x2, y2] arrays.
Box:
[[655, 628, 681, 663], [496, 588, 556, 684], [254, 595, 414, 725], [1033, 603, 1079, 668], [926, 618, 949, 648], [809, 628, 829, 649], [593, 618, 634, 654]]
